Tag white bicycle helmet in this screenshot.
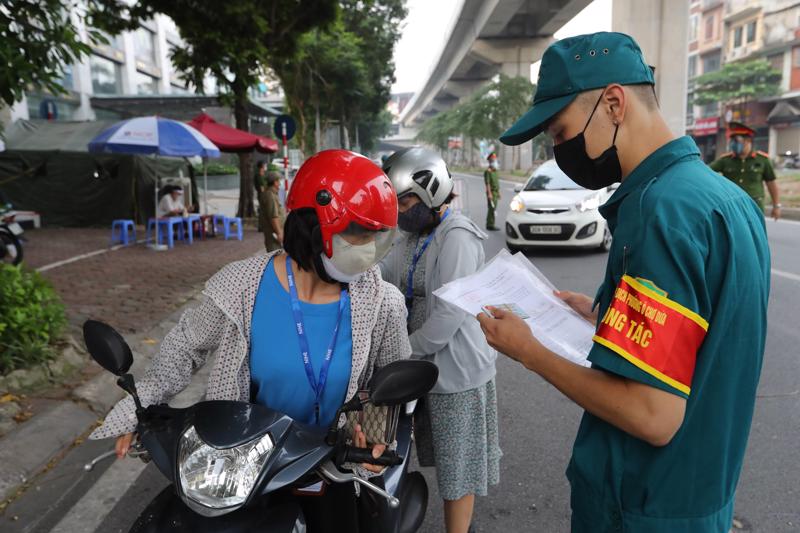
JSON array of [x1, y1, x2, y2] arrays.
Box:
[[382, 147, 455, 208]]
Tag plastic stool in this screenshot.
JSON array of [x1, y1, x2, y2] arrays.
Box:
[[110, 219, 136, 246], [146, 217, 184, 248], [222, 217, 243, 241], [212, 214, 227, 235]]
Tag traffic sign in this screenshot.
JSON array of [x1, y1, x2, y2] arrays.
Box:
[[273, 115, 296, 141]]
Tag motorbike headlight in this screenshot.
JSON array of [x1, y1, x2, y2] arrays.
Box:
[[178, 425, 274, 513], [577, 194, 601, 212], [510, 195, 525, 213]]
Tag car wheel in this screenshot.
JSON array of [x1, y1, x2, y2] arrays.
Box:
[[597, 224, 612, 253], [506, 242, 521, 254]]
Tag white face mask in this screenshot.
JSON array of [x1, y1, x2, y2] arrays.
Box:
[[320, 236, 378, 283]]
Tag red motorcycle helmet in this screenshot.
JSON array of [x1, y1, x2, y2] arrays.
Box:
[[286, 149, 398, 259]]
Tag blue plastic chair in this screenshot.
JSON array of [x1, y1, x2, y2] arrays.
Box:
[[182, 215, 201, 245], [212, 214, 227, 236], [222, 217, 244, 241], [110, 219, 136, 246], [146, 217, 184, 248]]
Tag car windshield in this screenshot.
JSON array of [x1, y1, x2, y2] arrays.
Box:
[[524, 169, 583, 191]]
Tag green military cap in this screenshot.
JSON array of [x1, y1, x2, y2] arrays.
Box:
[[727, 121, 755, 138], [500, 32, 655, 146]]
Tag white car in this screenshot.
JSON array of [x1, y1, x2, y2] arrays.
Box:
[[505, 160, 616, 252]]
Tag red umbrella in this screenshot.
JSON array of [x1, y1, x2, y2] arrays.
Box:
[[187, 113, 278, 153], [187, 113, 279, 214]]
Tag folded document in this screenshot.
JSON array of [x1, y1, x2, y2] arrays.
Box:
[[433, 249, 593, 366]]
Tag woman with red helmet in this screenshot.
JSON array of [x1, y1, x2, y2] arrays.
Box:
[[90, 150, 411, 531]]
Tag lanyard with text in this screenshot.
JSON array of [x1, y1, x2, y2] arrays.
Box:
[[405, 208, 451, 310], [286, 256, 347, 425]]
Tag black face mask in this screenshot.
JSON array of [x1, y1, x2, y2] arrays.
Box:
[[398, 202, 437, 234], [553, 92, 622, 190]]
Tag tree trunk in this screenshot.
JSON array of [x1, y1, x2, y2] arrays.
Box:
[[233, 76, 254, 218]]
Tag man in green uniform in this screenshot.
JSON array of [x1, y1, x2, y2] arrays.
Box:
[[258, 171, 285, 252], [477, 32, 770, 533], [484, 152, 500, 230], [709, 121, 782, 219]]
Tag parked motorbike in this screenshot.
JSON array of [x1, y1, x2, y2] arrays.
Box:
[[82, 320, 438, 533], [0, 205, 24, 265], [781, 151, 800, 169]]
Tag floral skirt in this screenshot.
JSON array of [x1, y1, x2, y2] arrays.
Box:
[[415, 378, 502, 500]]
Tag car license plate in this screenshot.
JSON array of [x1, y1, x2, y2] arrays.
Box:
[[528, 225, 561, 234], [7, 223, 23, 236]]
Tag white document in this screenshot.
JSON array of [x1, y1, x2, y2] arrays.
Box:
[[433, 249, 594, 366]]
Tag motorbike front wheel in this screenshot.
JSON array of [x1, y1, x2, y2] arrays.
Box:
[[0, 229, 23, 265]]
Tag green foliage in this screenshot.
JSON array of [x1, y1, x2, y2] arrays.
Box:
[[416, 74, 535, 148], [97, 0, 338, 218], [0, 0, 131, 106], [0, 265, 67, 375], [693, 59, 781, 107], [274, 0, 407, 153], [193, 162, 239, 176]]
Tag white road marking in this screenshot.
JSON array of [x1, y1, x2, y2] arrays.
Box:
[[36, 240, 147, 273], [772, 268, 800, 283]]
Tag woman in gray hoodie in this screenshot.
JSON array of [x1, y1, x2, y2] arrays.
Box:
[[381, 147, 501, 533]]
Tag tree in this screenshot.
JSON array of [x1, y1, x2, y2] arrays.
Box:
[[274, 0, 407, 155], [96, 1, 338, 217], [0, 0, 128, 108], [693, 59, 781, 114], [416, 74, 535, 168]]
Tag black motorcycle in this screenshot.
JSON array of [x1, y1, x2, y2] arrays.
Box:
[[0, 208, 24, 265], [83, 320, 437, 533]]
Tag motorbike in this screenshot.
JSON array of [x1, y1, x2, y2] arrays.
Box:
[[82, 320, 438, 533], [0, 204, 24, 265]]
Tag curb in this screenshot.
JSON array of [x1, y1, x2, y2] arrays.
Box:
[[0, 291, 204, 505]]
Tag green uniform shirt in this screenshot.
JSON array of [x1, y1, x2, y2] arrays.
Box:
[[259, 188, 285, 252], [484, 168, 500, 195], [709, 150, 776, 208], [568, 137, 770, 533]]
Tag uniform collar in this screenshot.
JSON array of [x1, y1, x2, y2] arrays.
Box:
[[600, 136, 700, 218]]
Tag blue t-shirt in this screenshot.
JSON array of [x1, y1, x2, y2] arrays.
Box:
[[250, 259, 352, 427]]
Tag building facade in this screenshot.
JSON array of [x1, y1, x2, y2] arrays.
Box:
[[1, 14, 207, 127], [687, 0, 800, 161]]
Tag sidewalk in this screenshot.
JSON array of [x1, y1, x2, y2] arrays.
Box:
[[0, 225, 265, 506]]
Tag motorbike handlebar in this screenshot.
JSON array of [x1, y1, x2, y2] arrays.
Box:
[[336, 446, 403, 467]]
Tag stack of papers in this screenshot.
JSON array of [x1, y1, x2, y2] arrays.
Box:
[[433, 249, 594, 366]]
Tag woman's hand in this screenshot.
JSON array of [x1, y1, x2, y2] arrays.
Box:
[[116, 432, 134, 459], [554, 290, 597, 324], [353, 424, 386, 474]]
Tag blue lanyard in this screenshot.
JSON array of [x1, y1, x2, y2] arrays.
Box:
[[286, 256, 347, 425], [405, 208, 450, 309]]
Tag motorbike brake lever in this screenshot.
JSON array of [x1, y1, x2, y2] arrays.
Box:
[[317, 460, 400, 509]]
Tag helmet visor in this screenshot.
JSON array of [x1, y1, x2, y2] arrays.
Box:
[[329, 223, 398, 276]]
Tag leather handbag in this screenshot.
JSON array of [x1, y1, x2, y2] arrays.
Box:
[[344, 391, 400, 445]]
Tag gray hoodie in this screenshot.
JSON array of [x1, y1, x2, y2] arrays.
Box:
[[380, 212, 497, 394]]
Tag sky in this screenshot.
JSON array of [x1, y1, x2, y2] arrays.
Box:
[[391, 0, 612, 95]]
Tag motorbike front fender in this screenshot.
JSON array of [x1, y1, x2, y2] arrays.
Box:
[[129, 485, 305, 533]]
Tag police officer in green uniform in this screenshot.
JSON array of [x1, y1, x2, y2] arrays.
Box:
[[477, 32, 770, 533], [484, 152, 500, 230], [709, 121, 782, 219]]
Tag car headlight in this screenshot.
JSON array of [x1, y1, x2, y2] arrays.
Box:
[[178, 425, 274, 514], [577, 195, 601, 212], [510, 195, 525, 213]]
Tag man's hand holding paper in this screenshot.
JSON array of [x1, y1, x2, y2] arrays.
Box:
[[433, 249, 594, 367]]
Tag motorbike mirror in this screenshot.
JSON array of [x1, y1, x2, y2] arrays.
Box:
[[369, 360, 439, 406], [83, 320, 133, 376]]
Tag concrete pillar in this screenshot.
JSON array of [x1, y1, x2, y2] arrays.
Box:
[[612, 0, 689, 137], [121, 32, 138, 95], [154, 16, 171, 95], [768, 126, 778, 160]]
